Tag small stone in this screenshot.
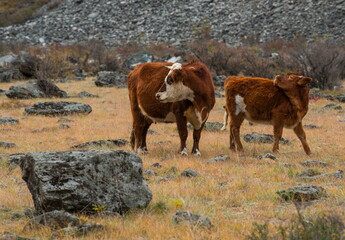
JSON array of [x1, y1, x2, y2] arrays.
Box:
[[203, 122, 224, 132], [181, 169, 199, 177], [0, 141, 16, 148], [298, 169, 320, 177], [59, 124, 70, 129], [301, 160, 328, 167], [77, 91, 99, 98], [24, 210, 80, 230], [303, 124, 320, 129], [71, 139, 128, 149], [148, 129, 160, 135], [207, 154, 230, 163], [0, 117, 19, 125], [58, 118, 74, 123], [144, 169, 157, 176], [166, 166, 178, 174], [151, 162, 162, 168], [173, 211, 213, 228], [258, 153, 276, 160]]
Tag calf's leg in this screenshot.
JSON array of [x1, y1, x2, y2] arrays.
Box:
[[293, 122, 311, 155], [272, 123, 284, 153], [230, 114, 245, 152]]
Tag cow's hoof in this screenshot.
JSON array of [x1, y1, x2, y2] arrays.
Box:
[[192, 149, 201, 157], [137, 147, 148, 155], [220, 126, 226, 131], [180, 148, 188, 156]]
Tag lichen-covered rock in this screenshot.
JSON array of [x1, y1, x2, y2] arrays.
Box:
[[207, 155, 230, 163], [5, 82, 67, 99], [0, 141, 16, 148], [300, 160, 328, 167], [258, 153, 276, 160], [52, 223, 105, 238], [203, 122, 224, 132], [95, 71, 127, 87], [71, 139, 128, 149], [243, 133, 289, 144], [25, 210, 80, 230], [173, 211, 213, 228], [276, 186, 327, 201], [13, 150, 152, 214], [181, 169, 199, 177], [24, 101, 92, 116], [0, 117, 19, 125]]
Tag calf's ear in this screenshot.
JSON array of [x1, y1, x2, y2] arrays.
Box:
[[297, 77, 312, 86], [273, 75, 282, 86]]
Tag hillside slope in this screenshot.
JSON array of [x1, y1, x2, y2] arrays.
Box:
[[0, 0, 344, 46]]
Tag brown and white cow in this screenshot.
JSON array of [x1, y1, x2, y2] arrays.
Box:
[[128, 60, 215, 156], [224, 73, 312, 155]]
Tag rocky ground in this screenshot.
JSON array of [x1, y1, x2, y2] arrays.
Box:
[[0, 0, 344, 46]]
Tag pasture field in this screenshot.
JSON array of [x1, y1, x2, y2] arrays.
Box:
[[0, 78, 344, 239]]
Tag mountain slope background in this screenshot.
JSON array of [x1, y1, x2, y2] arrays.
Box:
[[0, 0, 344, 46]]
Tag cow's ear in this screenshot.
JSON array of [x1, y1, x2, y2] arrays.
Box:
[[273, 75, 282, 86], [297, 77, 312, 86]]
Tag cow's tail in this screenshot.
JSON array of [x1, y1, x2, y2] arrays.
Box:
[[130, 129, 135, 150]]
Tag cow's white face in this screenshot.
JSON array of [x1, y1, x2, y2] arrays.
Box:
[[156, 63, 195, 103]]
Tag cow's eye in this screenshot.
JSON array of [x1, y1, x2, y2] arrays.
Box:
[[166, 76, 173, 85]]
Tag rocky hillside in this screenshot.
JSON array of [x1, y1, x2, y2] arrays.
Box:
[[0, 0, 344, 46]]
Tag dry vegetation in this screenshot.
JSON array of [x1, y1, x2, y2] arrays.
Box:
[[0, 77, 344, 239]]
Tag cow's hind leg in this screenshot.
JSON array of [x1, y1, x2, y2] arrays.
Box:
[[133, 114, 152, 154], [293, 122, 311, 155], [230, 113, 245, 152]]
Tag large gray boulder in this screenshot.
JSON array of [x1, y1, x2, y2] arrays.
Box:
[[95, 71, 127, 88], [10, 150, 152, 214], [24, 101, 92, 116], [276, 186, 327, 201], [5, 82, 67, 99]]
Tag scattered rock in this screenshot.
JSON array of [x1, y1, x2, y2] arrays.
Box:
[[243, 133, 289, 144], [124, 52, 154, 68], [173, 211, 213, 228], [0, 232, 39, 240], [0, 117, 19, 125], [213, 75, 227, 86], [144, 169, 157, 176], [95, 71, 127, 87], [0, 141, 16, 148], [57, 117, 74, 123], [24, 101, 92, 116], [207, 154, 230, 163], [276, 186, 327, 201], [59, 124, 70, 129], [0, 89, 6, 95], [181, 169, 199, 177], [322, 103, 343, 110], [339, 119, 345, 123], [300, 170, 343, 180], [52, 223, 105, 238], [148, 129, 160, 135], [301, 160, 328, 167], [153, 141, 172, 145], [71, 139, 128, 149], [214, 89, 225, 98], [11, 51, 41, 78], [24, 210, 80, 230], [77, 91, 99, 98], [203, 121, 224, 132], [151, 162, 162, 168], [303, 124, 320, 129], [258, 153, 276, 160], [298, 169, 320, 177], [15, 150, 152, 214], [5, 81, 67, 99]]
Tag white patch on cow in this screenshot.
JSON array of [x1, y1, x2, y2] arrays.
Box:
[[193, 149, 201, 157], [137, 147, 148, 155], [180, 147, 188, 156], [139, 104, 177, 123], [235, 95, 246, 115], [184, 106, 207, 130]]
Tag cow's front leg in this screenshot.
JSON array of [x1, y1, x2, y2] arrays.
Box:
[[175, 113, 188, 156]]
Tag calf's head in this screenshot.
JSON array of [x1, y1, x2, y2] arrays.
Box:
[[274, 73, 312, 91], [155, 63, 194, 103]]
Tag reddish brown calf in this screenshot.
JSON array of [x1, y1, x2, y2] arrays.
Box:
[[128, 61, 215, 156], [224, 73, 312, 155]]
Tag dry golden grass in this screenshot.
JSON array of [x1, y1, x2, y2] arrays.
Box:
[[0, 78, 344, 239]]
